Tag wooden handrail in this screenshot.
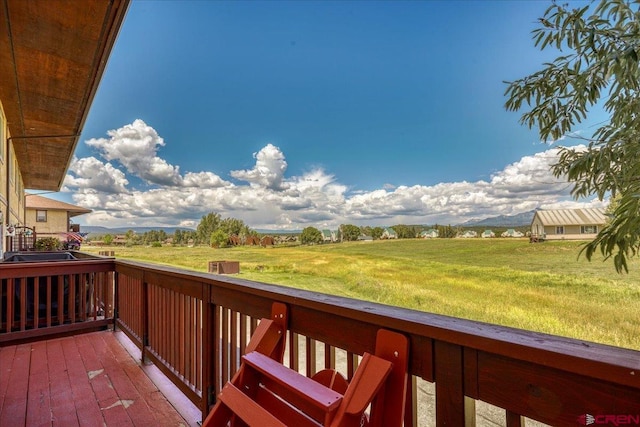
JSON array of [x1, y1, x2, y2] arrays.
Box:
[[3, 256, 638, 426], [111, 259, 640, 426], [0, 257, 116, 344]]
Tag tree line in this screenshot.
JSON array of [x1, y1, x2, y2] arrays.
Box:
[[91, 212, 526, 247]]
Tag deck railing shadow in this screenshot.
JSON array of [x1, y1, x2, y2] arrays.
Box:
[[2, 256, 639, 426]]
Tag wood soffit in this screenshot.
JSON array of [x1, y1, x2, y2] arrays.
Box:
[[0, 0, 130, 191]]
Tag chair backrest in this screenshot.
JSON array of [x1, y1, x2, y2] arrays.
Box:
[[202, 303, 409, 427]]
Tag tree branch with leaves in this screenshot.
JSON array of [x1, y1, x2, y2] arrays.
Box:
[[505, 0, 640, 272]]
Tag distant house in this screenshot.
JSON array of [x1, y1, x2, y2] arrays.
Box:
[[501, 229, 524, 238], [261, 236, 275, 246], [321, 229, 338, 243], [530, 208, 606, 241], [26, 194, 91, 242], [381, 227, 398, 239], [459, 230, 477, 238], [419, 229, 438, 239], [481, 229, 495, 238]]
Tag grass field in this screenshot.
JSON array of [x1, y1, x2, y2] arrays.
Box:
[[83, 239, 640, 350]]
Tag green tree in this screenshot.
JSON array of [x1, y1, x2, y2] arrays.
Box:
[[220, 217, 251, 237], [300, 227, 323, 245], [197, 212, 221, 245], [505, 0, 640, 272], [391, 224, 413, 239], [210, 229, 229, 248], [103, 234, 114, 245], [174, 229, 184, 245], [371, 227, 384, 240], [340, 224, 361, 241], [437, 225, 457, 239]]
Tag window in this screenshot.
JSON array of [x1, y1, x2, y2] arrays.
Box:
[[555, 226, 564, 234], [36, 210, 47, 222], [581, 225, 597, 234]]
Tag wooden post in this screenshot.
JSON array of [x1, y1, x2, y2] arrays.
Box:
[[200, 280, 216, 420], [141, 273, 149, 363], [435, 340, 466, 426]]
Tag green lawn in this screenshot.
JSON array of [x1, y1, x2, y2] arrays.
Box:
[[83, 239, 640, 350]]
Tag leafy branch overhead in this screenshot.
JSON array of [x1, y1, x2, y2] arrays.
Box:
[[505, 0, 640, 272]]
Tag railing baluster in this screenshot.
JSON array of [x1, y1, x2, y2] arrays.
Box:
[[33, 276, 40, 329], [221, 307, 229, 386], [346, 351, 358, 380], [8, 278, 14, 332], [231, 309, 238, 372], [57, 275, 64, 325], [289, 331, 299, 372], [323, 342, 334, 370], [506, 410, 524, 427], [405, 376, 417, 427], [186, 295, 193, 386], [69, 274, 76, 324], [213, 304, 221, 396], [435, 340, 466, 426], [46, 276, 52, 327], [305, 336, 316, 377], [202, 299, 215, 417], [240, 313, 248, 356], [19, 277, 26, 331]]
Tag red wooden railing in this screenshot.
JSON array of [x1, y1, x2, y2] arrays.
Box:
[[0, 256, 115, 344], [2, 256, 639, 426], [110, 260, 640, 426]]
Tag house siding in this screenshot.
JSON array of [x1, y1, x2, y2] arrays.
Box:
[[25, 208, 69, 239], [0, 100, 26, 256]]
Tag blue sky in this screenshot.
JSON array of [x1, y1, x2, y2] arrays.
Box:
[[53, 0, 606, 230]]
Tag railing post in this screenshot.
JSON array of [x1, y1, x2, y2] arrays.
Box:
[[141, 273, 149, 363], [435, 340, 466, 426], [200, 286, 216, 420], [113, 270, 119, 330]]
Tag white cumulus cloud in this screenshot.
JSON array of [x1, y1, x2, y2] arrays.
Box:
[[63, 121, 601, 230], [85, 119, 182, 186], [230, 144, 288, 190]]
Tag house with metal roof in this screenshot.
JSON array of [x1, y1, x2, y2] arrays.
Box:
[[419, 229, 438, 238], [530, 208, 607, 241], [381, 227, 397, 239], [501, 228, 524, 238], [481, 229, 495, 238]]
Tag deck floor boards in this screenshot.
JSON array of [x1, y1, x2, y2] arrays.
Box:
[[0, 331, 193, 426]]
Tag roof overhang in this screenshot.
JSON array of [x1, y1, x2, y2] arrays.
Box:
[[0, 0, 130, 191]]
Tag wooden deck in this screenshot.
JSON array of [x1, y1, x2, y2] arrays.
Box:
[[0, 330, 198, 426]]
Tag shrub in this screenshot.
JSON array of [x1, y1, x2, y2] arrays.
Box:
[[35, 237, 63, 251], [151, 241, 162, 247]]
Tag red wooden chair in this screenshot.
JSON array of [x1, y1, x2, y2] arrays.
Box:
[[202, 303, 409, 427]]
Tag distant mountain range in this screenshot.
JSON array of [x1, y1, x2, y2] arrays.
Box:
[[79, 211, 535, 236], [80, 226, 194, 236], [459, 209, 536, 227]]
